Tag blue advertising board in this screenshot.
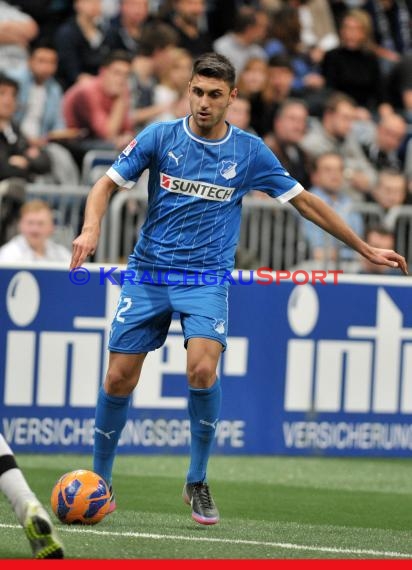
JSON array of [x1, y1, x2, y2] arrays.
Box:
[[1, 264, 412, 456]]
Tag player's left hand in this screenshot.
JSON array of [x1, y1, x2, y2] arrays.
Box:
[[366, 247, 408, 275]]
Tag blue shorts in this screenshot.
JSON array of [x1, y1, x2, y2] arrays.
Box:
[[108, 282, 228, 354]]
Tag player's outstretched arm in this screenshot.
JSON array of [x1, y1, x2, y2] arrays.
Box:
[[290, 189, 408, 275], [70, 175, 118, 269]]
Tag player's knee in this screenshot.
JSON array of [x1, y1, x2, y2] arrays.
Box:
[[187, 360, 216, 388], [105, 368, 137, 396]]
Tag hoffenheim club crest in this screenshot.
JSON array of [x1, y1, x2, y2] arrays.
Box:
[[220, 161, 237, 180]]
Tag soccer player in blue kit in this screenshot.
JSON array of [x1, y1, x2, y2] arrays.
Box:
[[70, 53, 407, 525]]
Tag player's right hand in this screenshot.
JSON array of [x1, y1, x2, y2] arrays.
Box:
[[70, 231, 99, 269], [366, 246, 408, 275]]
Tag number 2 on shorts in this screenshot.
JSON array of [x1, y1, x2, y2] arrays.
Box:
[[115, 297, 132, 323]]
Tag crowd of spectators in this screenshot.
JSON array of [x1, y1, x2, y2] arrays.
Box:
[[0, 0, 411, 271]]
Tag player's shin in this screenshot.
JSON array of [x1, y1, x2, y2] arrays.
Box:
[[187, 378, 221, 483], [0, 454, 37, 524], [93, 386, 131, 486]]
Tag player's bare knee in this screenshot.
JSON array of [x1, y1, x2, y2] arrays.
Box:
[[187, 360, 217, 388], [104, 369, 136, 396]]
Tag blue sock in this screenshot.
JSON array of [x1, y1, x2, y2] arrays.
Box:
[[187, 378, 221, 484], [93, 386, 130, 486]]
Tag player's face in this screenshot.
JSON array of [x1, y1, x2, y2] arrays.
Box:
[[188, 74, 237, 138]]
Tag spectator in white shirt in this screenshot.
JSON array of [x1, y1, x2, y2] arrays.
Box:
[[0, 199, 71, 262]]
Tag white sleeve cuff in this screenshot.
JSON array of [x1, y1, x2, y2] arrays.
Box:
[[106, 167, 136, 190], [275, 183, 304, 204]]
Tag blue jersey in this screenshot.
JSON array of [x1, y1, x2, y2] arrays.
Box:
[[107, 116, 303, 275]]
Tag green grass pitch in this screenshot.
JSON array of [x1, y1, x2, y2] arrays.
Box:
[[0, 454, 411, 559]]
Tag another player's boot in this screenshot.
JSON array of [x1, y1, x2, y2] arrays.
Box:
[[108, 485, 117, 513], [182, 482, 219, 525], [23, 501, 64, 559]]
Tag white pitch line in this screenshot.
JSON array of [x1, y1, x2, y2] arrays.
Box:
[[0, 523, 411, 559]]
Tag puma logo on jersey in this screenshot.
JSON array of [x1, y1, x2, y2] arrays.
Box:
[[168, 151, 183, 165]]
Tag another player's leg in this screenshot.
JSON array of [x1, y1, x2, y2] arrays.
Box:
[[183, 338, 222, 525], [93, 351, 146, 512], [0, 434, 64, 559]]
